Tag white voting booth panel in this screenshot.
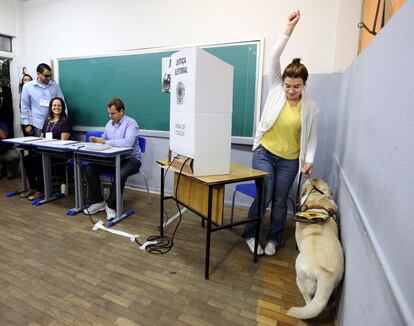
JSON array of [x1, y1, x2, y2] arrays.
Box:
[[170, 112, 232, 175], [170, 47, 233, 176]]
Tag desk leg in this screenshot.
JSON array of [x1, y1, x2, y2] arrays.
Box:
[[160, 167, 164, 236], [43, 154, 52, 199], [115, 154, 122, 218], [205, 186, 213, 279], [19, 149, 28, 191], [107, 154, 134, 227], [74, 154, 83, 210], [67, 153, 83, 215], [35, 154, 63, 206], [253, 177, 264, 262], [6, 148, 29, 197]]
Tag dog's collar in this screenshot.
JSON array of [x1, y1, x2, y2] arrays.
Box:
[[303, 205, 335, 217], [294, 207, 336, 223]]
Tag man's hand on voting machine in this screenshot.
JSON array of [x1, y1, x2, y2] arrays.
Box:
[[89, 136, 106, 144], [84, 143, 112, 151]]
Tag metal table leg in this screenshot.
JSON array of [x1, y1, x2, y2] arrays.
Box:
[[67, 153, 84, 215], [34, 153, 63, 206], [160, 166, 165, 236], [107, 155, 135, 227], [6, 148, 28, 197], [254, 177, 264, 262], [205, 186, 213, 279]]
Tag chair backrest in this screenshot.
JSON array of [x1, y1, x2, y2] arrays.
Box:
[[138, 136, 146, 153], [85, 130, 104, 142], [235, 183, 256, 198]]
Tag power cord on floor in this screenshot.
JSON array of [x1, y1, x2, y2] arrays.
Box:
[[140, 156, 189, 254], [78, 151, 189, 254], [158, 155, 178, 227]]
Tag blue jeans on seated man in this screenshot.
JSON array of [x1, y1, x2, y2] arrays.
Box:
[[242, 145, 298, 246], [84, 157, 141, 210]]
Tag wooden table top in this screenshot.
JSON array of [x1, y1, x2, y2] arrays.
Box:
[[157, 160, 268, 185]]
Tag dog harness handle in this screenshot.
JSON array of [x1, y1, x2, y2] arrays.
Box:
[[295, 172, 303, 213]]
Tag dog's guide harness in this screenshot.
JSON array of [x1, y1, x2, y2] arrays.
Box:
[[294, 173, 333, 223]]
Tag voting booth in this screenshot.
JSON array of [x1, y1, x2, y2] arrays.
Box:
[[169, 47, 234, 176]]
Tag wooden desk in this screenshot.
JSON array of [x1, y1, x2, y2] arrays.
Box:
[[157, 160, 268, 279]]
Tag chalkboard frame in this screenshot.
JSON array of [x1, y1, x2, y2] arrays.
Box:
[[55, 39, 263, 144]]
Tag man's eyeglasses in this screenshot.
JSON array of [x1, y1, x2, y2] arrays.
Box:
[[42, 73, 52, 78]]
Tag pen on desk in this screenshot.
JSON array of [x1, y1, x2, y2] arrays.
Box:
[[22, 137, 42, 142]]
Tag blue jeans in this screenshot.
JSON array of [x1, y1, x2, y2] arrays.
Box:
[[33, 127, 42, 137], [242, 146, 298, 245]]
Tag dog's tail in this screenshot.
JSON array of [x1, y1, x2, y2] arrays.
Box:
[[287, 276, 335, 320]]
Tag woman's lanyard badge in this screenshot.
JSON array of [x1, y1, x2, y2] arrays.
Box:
[[45, 120, 58, 139]]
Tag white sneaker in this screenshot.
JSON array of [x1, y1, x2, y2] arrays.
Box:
[[60, 183, 67, 195], [264, 241, 277, 256], [83, 201, 106, 215], [105, 205, 116, 221], [245, 238, 264, 255]]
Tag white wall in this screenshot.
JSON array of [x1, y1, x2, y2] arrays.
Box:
[[333, 0, 363, 72], [0, 0, 17, 37], [326, 2, 414, 324], [18, 0, 354, 74]]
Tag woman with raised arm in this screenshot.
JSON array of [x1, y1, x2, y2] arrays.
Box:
[[242, 10, 319, 256]]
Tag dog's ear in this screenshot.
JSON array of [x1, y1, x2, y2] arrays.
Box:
[[301, 182, 312, 197], [301, 188, 307, 198], [315, 179, 331, 193], [319, 198, 337, 213], [327, 199, 337, 214]]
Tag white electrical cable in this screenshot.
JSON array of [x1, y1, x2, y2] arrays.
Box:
[[92, 220, 139, 242]]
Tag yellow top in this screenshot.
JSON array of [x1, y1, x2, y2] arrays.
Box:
[[260, 100, 301, 159]]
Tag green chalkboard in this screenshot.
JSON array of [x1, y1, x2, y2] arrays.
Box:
[[58, 41, 260, 137]]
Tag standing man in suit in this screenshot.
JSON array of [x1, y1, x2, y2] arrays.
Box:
[[83, 98, 141, 220], [20, 63, 65, 136]]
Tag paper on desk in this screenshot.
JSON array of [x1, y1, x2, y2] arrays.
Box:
[[31, 138, 58, 143], [6, 136, 42, 142], [51, 140, 79, 146]]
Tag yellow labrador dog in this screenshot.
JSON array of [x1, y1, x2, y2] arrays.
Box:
[[287, 178, 344, 320]]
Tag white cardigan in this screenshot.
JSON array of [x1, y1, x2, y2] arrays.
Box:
[[253, 34, 319, 170]]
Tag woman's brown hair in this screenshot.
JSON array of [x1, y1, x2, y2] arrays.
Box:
[[48, 97, 67, 121], [282, 58, 308, 84]]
